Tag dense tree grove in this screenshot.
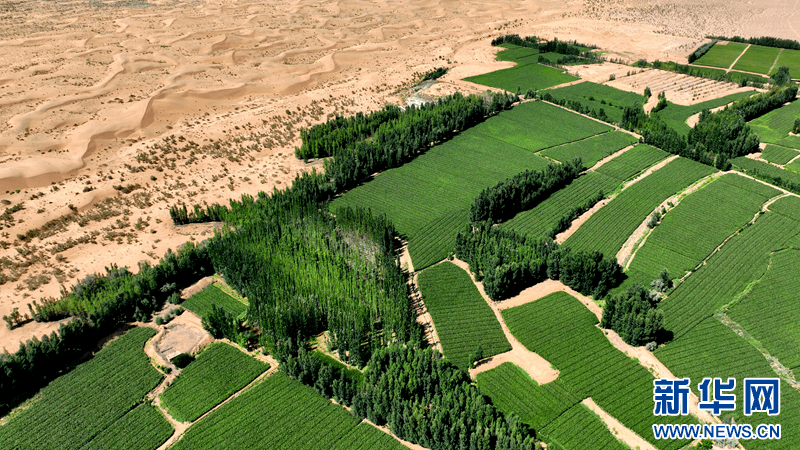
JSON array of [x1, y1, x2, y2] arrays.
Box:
[[726, 85, 798, 121], [546, 189, 605, 239], [687, 40, 717, 63], [772, 66, 792, 86], [455, 224, 621, 300], [295, 106, 403, 160], [0, 242, 212, 413], [601, 284, 665, 346], [169, 202, 229, 225], [620, 103, 647, 130], [470, 159, 583, 223], [706, 35, 800, 50]]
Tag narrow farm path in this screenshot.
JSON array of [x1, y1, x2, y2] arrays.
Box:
[[556, 155, 680, 244], [589, 144, 636, 172], [449, 258, 559, 384], [582, 398, 658, 450], [784, 150, 800, 166], [726, 44, 752, 73], [643, 93, 661, 114], [768, 48, 784, 75], [619, 171, 723, 268], [685, 101, 738, 128], [402, 245, 443, 353], [538, 99, 642, 140]]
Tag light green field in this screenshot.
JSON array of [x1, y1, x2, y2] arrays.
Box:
[[761, 144, 800, 165], [464, 63, 578, 92], [407, 208, 469, 270], [183, 283, 248, 319], [539, 131, 638, 168], [692, 41, 748, 68], [733, 156, 800, 186], [593, 144, 670, 181], [542, 404, 630, 450], [748, 99, 800, 150], [770, 48, 800, 75], [502, 292, 694, 450], [81, 404, 174, 450], [543, 81, 646, 124], [731, 45, 781, 74], [417, 261, 510, 369], [565, 157, 717, 257], [652, 91, 756, 135]]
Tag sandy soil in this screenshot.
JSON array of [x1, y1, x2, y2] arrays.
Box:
[[607, 68, 754, 106], [582, 398, 657, 450]]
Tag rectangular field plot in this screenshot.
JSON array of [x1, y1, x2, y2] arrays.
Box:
[[731, 45, 781, 74], [417, 261, 511, 369], [761, 144, 800, 165], [627, 174, 779, 281], [692, 41, 748, 68], [502, 171, 620, 238], [658, 211, 800, 339], [541, 404, 629, 450], [770, 48, 800, 75], [539, 131, 638, 168], [565, 157, 717, 258], [653, 91, 756, 135], [593, 144, 670, 181], [733, 156, 800, 186], [502, 292, 694, 450], [655, 317, 800, 450], [331, 101, 610, 265], [171, 372, 407, 450], [729, 249, 800, 369], [0, 327, 166, 450], [477, 362, 579, 430], [543, 81, 646, 124], [748, 99, 800, 150], [463, 62, 578, 92], [494, 44, 540, 64], [183, 283, 248, 319], [81, 404, 173, 450], [769, 194, 800, 221], [160, 342, 269, 422]]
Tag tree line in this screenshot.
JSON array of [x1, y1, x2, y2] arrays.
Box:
[[706, 35, 800, 51], [470, 159, 584, 223], [538, 91, 612, 123], [687, 40, 718, 64], [455, 223, 622, 300]]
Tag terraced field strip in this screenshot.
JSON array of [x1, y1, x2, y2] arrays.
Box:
[[502, 292, 695, 450], [761, 144, 800, 165], [417, 261, 511, 369], [160, 342, 269, 423], [655, 317, 800, 450], [171, 372, 409, 450], [691, 41, 749, 69], [565, 157, 717, 258], [543, 81, 646, 124], [659, 208, 800, 339], [332, 101, 611, 267], [747, 98, 800, 150], [624, 173, 780, 287], [0, 327, 168, 450], [183, 283, 248, 319], [732, 44, 782, 74], [538, 131, 638, 168]]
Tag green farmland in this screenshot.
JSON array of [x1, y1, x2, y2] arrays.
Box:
[[731, 44, 781, 74], [761, 144, 800, 165], [733, 156, 800, 186], [464, 62, 577, 92], [502, 292, 694, 450], [692, 41, 748, 68], [565, 157, 717, 257], [543, 81, 646, 124], [770, 48, 800, 75], [183, 283, 248, 319], [541, 404, 629, 450], [652, 91, 756, 135], [539, 130, 638, 168], [417, 261, 510, 369], [593, 144, 670, 181], [747, 98, 800, 150], [81, 404, 174, 450]]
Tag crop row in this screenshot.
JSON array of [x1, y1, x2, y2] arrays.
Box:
[[761, 144, 800, 165], [160, 342, 269, 422], [407, 209, 469, 271], [81, 404, 173, 450], [417, 261, 511, 369], [593, 144, 669, 181], [502, 292, 694, 450], [692, 41, 749, 69], [0, 327, 164, 450], [172, 372, 406, 450], [769, 194, 800, 221], [540, 404, 628, 450], [183, 283, 248, 319], [659, 212, 796, 338], [543, 81, 646, 124], [539, 130, 638, 168], [464, 59, 578, 92], [655, 317, 800, 450], [747, 98, 800, 150], [566, 157, 717, 257], [629, 174, 778, 280], [732, 44, 781, 74]]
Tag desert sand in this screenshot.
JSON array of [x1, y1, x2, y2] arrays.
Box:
[[1, 0, 798, 349]]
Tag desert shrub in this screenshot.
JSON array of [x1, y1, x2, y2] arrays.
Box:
[[645, 341, 658, 351]]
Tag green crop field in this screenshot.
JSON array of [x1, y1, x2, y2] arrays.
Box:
[[494, 44, 540, 64], [172, 372, 407, 450], [81, 404, 173, 450], [593, 144, 670, 181], [769, 194, 800, 221], [733, 156, 800, 186], [407, 208, 469, 270], [464, 63, 578, 92], [653, 91, 756, 135], [502, 292, 694, 450], [332, 101, 610, 264], [761, 144, 800, 165], [692, 41, 748, 68], [787, 158, 800, 173], [541, 404, 629, 450], [728, 249, 800, 369], [748, 99, 800, 150], [565, 157, 717, 257], [503, 171, 620, 238], [627, 174, 779, 283], [417, 261, 511, 369], [658, 209, 800, 339], [770, 48, 800, 75], [183, 283, 248, 319], [539, 131, 638, 168], [160, 342, 269, 422], [543, 81, 646, 124], [0, 327, 165, 450], [477, 362, 579, 430], [731, 45, 781, 74], [655, 317, 800, 450]]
